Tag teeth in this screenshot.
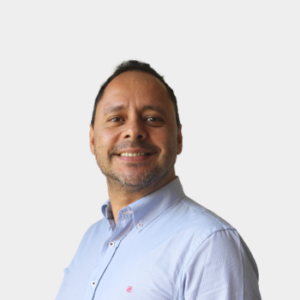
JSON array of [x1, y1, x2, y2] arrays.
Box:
[[120, 152, 147, 157]]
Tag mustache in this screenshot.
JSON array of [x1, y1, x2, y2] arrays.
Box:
[[110, 141, 160, 156]]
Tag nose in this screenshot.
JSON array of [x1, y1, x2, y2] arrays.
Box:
[[123, 118, 148, 141]]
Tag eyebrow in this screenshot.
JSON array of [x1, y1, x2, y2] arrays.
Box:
[[141, 105, 165, 115], [103, 105, 126, 115], [103, 104, 166, 115]]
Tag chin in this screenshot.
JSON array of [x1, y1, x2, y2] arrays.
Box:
[[120, 174, 155, 187], [109, 170, 159, 190]]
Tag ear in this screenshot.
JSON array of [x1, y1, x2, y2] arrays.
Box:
[[89, 124, 95, 155], [177, 124, 183, 155]]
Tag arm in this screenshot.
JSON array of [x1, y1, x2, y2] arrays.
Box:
[[183, 229, 261, 300]]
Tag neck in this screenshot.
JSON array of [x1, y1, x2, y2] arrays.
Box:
[[107, 171, 176, 223]]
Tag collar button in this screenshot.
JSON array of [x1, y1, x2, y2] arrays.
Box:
[[137, 221, 143, 229]]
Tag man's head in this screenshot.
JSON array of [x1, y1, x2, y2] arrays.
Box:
[[91, 60, 180, 129], [89, 60, 182, 192]]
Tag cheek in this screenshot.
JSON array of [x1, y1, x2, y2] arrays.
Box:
[[96, 128, 120, 150], [152, 130, 177, 153]]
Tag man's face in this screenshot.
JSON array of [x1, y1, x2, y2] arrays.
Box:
[[89, 71, 182, 191]]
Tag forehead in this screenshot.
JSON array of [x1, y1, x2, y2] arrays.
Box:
[[98, 71, 173, 113]]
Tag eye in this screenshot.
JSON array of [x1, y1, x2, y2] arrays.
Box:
[[109, 117, 122, 122], [146, 117, 160, 122], [145, 116, 164, 126]]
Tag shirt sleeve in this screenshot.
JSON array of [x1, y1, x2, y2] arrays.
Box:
[[183, 229, 261, 300]]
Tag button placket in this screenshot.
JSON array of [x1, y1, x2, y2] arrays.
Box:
[[93, 211, 133, 295]]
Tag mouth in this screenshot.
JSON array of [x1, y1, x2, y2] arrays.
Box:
[[118, 152, 152, 157], [114, 148, 156, 163]]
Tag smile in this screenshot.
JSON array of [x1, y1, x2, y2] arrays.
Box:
[[119, 152, 151, 157]]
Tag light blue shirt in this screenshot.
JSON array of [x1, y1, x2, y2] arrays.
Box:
[[56, 178, 261, 300]]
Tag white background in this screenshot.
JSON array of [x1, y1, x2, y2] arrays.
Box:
[[0, 1, 299, 299]]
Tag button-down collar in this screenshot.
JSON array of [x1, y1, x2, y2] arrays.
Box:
[[101, 177, 185, 231]]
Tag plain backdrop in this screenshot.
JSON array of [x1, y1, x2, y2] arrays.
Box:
[[0, 1, 299, 299]]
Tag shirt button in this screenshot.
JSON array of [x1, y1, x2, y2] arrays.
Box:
[[91, 281, 96, 287], [109, 241, 115, 247], [137, 221, 143, 228]]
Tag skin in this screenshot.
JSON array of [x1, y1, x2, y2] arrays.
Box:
[[89, 71, 182, 222]]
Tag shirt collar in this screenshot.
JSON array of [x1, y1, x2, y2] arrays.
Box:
[[101, 177, 185, 230]]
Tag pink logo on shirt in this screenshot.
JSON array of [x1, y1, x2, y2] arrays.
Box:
[[126, 286, 132, 293]]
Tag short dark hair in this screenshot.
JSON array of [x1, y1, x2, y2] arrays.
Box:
[[91, 60, 180, 128]]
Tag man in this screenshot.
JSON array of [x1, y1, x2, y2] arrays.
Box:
[[56, 60, 261, 299]]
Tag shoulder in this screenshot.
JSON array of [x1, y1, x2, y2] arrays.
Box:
[[80, 217, 108, 244], [172, 196, 236, 241], [174, 196, 260, 273], [70, 218, 108, 261], [173, 197, 259, 277]]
